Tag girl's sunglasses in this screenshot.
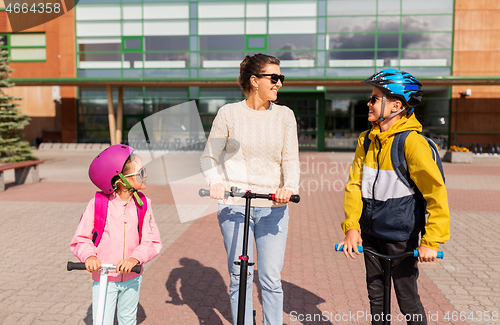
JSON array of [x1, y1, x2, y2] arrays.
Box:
[[257, 73, 285, 84], [123, 166, 147, 180], [368, 95, 381, 105]]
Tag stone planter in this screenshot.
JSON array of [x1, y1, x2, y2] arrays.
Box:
[[443, 151, 473, 163]]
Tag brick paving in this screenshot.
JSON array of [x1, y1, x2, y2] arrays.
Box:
[[0, 150, 499, 324]]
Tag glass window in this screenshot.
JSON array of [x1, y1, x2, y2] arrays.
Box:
[[268, 1, 316, 17], [198, 2, 244, 19], [329, 50, 375, 60], [327, 0, 376, 15], [377, 50, 399, 65], [79, 42, 121, 52], [269, 35, 316, 51], [76, 4, 121, 20], [400, 49, 451, 64], [0, 35, 7, 46], [377, 33, 399, 48], [79, 99, 110, 115], [401, 33, 452, 49], [143, 3, 189, 19], [274, 51, 315, 64], [402, 0, 453, 15], [124, 100, 144, 115], [79, 52, 121, 62], [143, 21, 189, 36], [77, 21, 121, 37], [11, 48, 46, 61], [200, 52, 245, 68], [124, 38, 141, 51], [10, 34, 45, 47], [246, 2, 267, 18], [402, 16, 453, 32], [145, 36, 189, 51], [248, 37, 266, 49], [378, 0, 400, 14], [145, 87, 189, 98], [144, 52, 188, 67], [123, 21, 143, 36], [377, 16, 401, 32], [200, 35, 245, 51], [198, 20, 245, 35], [327, 17, 376, 34], [329, 33, 376, 49], [269, 18, 316, 34], [145, 99, 187, 115], [122, 4, 142, 19], [199, 87, 242, 99], [246, 20, 267, 35]]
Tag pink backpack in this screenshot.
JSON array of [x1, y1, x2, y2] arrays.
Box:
[[91, 191, 147, 246]]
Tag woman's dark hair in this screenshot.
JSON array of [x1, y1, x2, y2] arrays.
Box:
[[238, 53, 280, 95]]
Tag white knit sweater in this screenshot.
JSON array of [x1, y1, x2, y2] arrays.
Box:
[[200, 100, 300, 207]]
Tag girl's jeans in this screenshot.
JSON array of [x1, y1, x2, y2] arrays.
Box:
[[218, 204, 289, 325], [92, 274, 143, 325]]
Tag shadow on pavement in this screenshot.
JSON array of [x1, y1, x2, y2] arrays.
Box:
[[83, 303, 146, 324], [165, 257, 232, 325]]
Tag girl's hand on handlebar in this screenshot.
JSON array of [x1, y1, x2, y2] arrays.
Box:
[[117, 258, 139, 274], [85, 256, 101, 273], [273, 188, 293, 205], [209, 183, 227, 203], [417, 246, 437, 263], [339, 229, 363, 259]]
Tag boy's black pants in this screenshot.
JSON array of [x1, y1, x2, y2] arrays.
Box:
[[361, 233, 427, 325]]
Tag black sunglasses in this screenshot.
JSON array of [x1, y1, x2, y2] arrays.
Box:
[[368, 95, 381, 105], [257, 73, 285, 84]]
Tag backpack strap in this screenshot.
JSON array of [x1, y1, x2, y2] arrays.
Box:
[[92, 191, 109, 247], [391, 131, 416, 189], [134, 192, 147, 244], [392, 131, 446, 190], [363, 128, 372, 154]]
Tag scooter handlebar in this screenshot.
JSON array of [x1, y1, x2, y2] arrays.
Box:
[[334, 245, 444, 259], [67, 261, 142, 273], [199, 189, 300, 203]]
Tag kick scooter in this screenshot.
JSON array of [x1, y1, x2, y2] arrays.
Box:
[[67, 261, 142, 325], [335, 245, 443, 325], [200, 187, 300, 325]]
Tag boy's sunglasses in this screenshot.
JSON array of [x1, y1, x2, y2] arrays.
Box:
[[256, 73, 285, 84], [123, 166, 147, 180], [368, 95, 381, 105]]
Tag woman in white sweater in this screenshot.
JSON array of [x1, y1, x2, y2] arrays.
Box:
[[200, 53, 300, 325]]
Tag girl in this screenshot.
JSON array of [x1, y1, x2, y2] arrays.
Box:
[[71, 144, 162, 325], [200, 53, 300, 325]]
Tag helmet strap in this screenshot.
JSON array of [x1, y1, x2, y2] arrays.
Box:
[[114, 173, 144, 206], [372, 93, 387, 125]]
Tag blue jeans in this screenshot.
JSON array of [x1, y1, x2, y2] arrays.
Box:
[[218, 204, 289, 325], [92, 275, 142, 325]]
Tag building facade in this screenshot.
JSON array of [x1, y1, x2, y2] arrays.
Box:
[[3, 0, 500, 151]]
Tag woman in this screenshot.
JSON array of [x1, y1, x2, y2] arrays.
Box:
[[200, 53, 300, 325]]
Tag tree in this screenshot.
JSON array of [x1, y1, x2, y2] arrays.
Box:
[[0, 43, 36, 163]]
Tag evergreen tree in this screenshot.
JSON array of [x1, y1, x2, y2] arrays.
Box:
[[0, 43, 36, 163]]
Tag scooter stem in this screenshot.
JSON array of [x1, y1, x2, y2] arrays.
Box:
[[236, 194, 252, 325]]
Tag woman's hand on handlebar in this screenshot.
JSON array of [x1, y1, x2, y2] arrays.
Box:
[[417, 245, 438, 263], [338, 229, 363, 259], [85, 256, 101, 273], [210, 183, 227, 203], [273, 188, 293, 205]]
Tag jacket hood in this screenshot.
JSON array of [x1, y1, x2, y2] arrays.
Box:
[[368, 113, 422, 144]]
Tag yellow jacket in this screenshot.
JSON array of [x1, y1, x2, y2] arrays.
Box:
[[342, 114, 450, 250]]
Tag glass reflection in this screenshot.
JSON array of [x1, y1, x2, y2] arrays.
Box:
[[402, 16, 453, 32], [145, 36, 189, 51], [327, 17, 376, 33], [378, 33, 399, 48], [268, 34, 316, 50], [329, 33, 375, 49], [200, 35, 245, 51], [327, 0, 376, 15]]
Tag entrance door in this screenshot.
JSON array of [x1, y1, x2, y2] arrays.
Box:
[[276, 91, 325, 151]]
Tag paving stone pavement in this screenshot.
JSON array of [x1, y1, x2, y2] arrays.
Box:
[[0, 150, 499, 324]]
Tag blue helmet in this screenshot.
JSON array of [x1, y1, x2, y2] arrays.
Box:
[[362, 68, 423, 109]]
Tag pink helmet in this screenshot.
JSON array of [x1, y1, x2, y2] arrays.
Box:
[[89, 144, 135, 193]]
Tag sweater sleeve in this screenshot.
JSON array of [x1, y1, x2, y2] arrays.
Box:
[[281, 109, 300, 194], [341, 131, 367, 234], [130, 198, 162, 264], [200, 106, 228, 186], [70, 199, 98, 263], [405, 132, 450, 250]]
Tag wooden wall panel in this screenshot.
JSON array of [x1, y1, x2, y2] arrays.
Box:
[[455, 0, 500, 10]]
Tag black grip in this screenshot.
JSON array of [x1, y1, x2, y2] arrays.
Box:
[[131, 265, 142, 274], [67, 261, 86, 271], [199, 189, 210, 197], [290, 195, 300, 203]]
